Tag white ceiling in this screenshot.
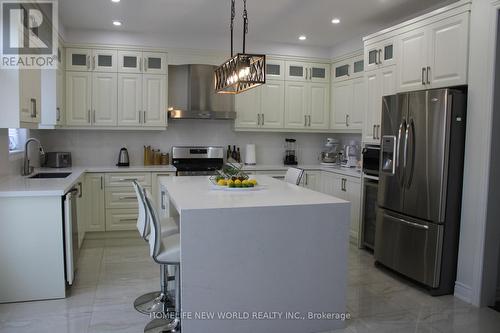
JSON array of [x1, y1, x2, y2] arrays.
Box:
[[60, 0, 457, 50]]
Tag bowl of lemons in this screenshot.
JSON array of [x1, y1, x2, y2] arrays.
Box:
[[216, 177, 258, 188]]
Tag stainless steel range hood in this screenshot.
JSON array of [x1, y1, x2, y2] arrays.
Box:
[[168, 64, 236, 120]]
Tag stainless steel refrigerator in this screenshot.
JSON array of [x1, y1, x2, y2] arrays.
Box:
[[375, 88, 467, 295]]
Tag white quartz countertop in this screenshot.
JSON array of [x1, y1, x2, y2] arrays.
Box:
[[242, 164, 361, 178], [160, 175, 348, 211], [0, 163, 360, 197]]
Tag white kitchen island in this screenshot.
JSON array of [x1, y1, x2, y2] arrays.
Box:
[[158, 175, 351, 333]]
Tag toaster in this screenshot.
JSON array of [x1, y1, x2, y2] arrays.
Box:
[[44, 152, 72, 168]]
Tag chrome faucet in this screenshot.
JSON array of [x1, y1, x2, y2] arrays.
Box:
[[22, 138, 45, 176]]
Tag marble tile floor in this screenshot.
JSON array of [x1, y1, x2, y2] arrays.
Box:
[[0, 234, 499, 333]]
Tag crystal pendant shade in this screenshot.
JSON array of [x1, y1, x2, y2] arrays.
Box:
[[214, 53, 266, 94]]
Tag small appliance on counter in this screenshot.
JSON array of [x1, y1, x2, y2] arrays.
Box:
[[117, 147, 130, 167], [341, 143, 360, 168], [284, 138, 298, 165], [244, 144, 256, 165], [44, 152, 72, 168], [320, 138, 339, 166]]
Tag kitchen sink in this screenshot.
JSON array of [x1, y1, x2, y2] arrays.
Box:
[[29, 172, 72, 179]]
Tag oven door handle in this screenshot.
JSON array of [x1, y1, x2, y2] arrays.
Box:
[[64, 189, 77, 285]]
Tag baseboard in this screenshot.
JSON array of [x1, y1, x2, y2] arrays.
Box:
[[454, 281, 472, 303]]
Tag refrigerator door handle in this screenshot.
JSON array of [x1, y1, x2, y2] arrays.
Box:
[[405, 119, 416, 188], [397, 119, 406, 184], [394, 216, 429, 230]]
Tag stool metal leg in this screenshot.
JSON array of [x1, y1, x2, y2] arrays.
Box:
[[135, 265, 174, 315], [144, 264, 181, 333]]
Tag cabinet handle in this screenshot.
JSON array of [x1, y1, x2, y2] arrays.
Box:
[[426, 66, 431, 84], [309, 67, 312, 80], [88, 109, 91, 123], [86, 55, 90, 70], [56, 107, 60, 121], [92, 56, 96, 70], [119, 196, 137, 200], [422, 67, 426, 85], [93, 110, 96, 124], [345, 114, 349, 127], [118, 178, 139, 181], [100, 176, 103, 190], [30, 98, 36, 118], [139, 57, 142, 72], [378, 49, 382, 64], [261, 113, 264, 126], [304, 115, 307, 127], [308, 115, 312, 127], [376, 125, 381, 140], [342, 178, 347, 192], [78, 182, 83, 198], [144, 57, 148, 72], [372, 125, 376, 139], [120, 218, 138, 222], [305, 174, 308, 186], [161, 190, 166, 209], [143, 111, 146, 123]]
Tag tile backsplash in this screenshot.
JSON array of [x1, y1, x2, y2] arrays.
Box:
[[34, 120, 361, 167]]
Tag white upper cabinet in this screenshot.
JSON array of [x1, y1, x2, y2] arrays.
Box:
[[235, 79, 285, 129], [265, 59, 285, 81], [363, 66, 396, 143], [284, 81, 308, 128], [333, 55, 364, 82], [285, 61, 330, 83], [118, 50, 167, 74], [118, 50, 143, 73], [284, 81, 329, 130], [308, 83, 329, 129], [66, 71, 92, 126], [331, 77, 364, 130], [331, 81, 351, 129], [118, 74, 142, 126], [66, 48, 92, 71], [92, 49, 117, 72], [66, 48, 117, 72], [396, 11, 469, 92], [397, 27, 428, 91], [142, 74, 167, 126], [235, 87, 260, 128], [364, 39, 395, 72], [260, 80, 285, 129], [426, 12, 469, 88], [92, 73, 118, 126], [143, 52, 167, 75]]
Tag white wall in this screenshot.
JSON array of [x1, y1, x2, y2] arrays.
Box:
[[64, 29, 332, 59], [454, 0, 499, 306], [34, 123, 360, 167]]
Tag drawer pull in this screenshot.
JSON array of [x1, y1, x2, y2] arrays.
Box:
[[117, 178, 139, 182], [118, 196, 137, 200], [120, 218, 138, 222]]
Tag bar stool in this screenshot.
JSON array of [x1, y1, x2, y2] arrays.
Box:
[[143, 191, 181, 333], [284, 167, 304, 185], [132, 181, 178, 315]]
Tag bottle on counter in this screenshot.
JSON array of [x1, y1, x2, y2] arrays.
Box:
[[153, 150, 161, 165], [227, 145, 232, 160], [231, 145, 238, 161], [236, 147, 241, 163], [144, 146, 151, 166]]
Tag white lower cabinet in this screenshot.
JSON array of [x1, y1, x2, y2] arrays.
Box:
[[301, 170, 321, 191], [321, 171, 361, 243], [85, 173, 106, 232], [106, 209, 139, 231]]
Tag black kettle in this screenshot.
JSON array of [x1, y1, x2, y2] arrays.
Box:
[[117, 148, 130, 167]]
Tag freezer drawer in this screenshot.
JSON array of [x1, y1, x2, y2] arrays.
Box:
[[374, 209, 443, 288]]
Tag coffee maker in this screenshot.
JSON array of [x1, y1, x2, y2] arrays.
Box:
[[284, 138, 298, 165]]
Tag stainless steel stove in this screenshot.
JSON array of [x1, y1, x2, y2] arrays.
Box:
[[172, 146, 224, 176]]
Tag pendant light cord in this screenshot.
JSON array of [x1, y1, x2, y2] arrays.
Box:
[[230, 0, 235, 56], [242, 0, 248, 54]]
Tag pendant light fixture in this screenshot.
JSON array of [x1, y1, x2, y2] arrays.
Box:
[[214, 0, 266, 94]]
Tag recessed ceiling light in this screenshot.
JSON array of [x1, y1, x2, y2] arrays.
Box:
[[112, 20, 122, 26], [111, 0, 120, 3], [298, 35, 307, 41], [331, 18, 340, 24]]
